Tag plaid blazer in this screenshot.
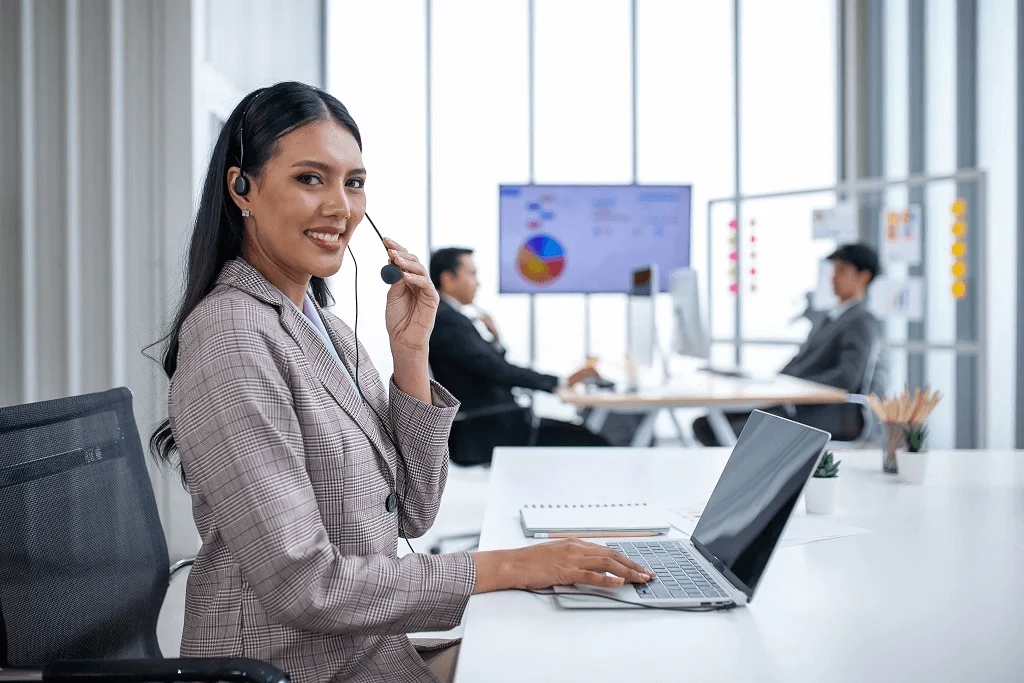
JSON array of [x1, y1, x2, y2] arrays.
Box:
[[168, 258, 476, 683]]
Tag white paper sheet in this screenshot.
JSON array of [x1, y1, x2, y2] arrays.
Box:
[[666, 507, 869, 548], [868, 276, 925, 321], [811, 203, 858, 241]]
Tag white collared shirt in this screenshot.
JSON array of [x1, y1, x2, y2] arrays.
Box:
[[441, 294, 497, 343], [828, 297, 863, 321], [271, 285, 358, 392]]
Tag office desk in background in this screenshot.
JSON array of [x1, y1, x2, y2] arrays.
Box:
[[454, 448, 1024, 683], [557, 372, 849, 446]]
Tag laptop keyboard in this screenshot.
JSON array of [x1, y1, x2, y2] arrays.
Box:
[[608, 540, 728, 601]]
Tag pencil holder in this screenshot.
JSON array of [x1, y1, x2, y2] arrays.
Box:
[[882, 422, 907, 474]]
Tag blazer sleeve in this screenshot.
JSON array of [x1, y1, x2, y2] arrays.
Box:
[[797, 314, 875, 391], [387, 376, 459, 538], [430, 313, 560, 392], [170, 302, 476, 637]]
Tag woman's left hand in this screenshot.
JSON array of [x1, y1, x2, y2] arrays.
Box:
[[382, 237, 439, 354]]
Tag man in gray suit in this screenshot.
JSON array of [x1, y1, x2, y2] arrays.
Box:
[[693, 243, 882, 446]]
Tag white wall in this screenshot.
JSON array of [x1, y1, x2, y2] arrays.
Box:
[[0, 0, 195, 553], [0, 0, 325, 561]]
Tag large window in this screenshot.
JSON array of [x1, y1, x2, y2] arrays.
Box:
[[326, 3, 427, 381], [327, 0, 838, 408]]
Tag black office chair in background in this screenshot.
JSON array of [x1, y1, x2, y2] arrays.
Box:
[[427, 403, 537, 555], [0, 388, 287, 683]]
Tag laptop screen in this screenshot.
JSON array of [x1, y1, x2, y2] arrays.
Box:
[[691, 411, 830, 600]]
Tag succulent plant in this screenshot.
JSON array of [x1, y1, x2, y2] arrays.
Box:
[[906, 425, 928, 453], [814, 450, 841, 478]]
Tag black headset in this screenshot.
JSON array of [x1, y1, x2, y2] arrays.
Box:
[[234, 90, 402, 285]]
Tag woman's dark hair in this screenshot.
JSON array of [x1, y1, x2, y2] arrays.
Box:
[[149, 81, 362, 484]]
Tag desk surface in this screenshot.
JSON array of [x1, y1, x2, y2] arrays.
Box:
[[455, 448, 1024, 683], [556, 372, 849, 408]]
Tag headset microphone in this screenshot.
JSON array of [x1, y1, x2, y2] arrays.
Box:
[[363, 213, 404, 284]]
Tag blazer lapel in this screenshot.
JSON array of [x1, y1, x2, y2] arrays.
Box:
[[317, 309, 399, 476], [280, 308, 398, 483], [217, 259, 398, 484]]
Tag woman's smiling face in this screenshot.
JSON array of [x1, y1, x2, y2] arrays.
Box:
[[231, 118, 367, 288]]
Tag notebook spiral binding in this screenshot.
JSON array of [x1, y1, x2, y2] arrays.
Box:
[[523, 503, 650, 508]]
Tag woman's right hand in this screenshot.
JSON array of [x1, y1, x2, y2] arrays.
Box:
[[471, 539, 653, 594]]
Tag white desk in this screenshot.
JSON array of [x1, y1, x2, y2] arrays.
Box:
[[455, 448, 1024, 683], [558, 372, 849, 446]]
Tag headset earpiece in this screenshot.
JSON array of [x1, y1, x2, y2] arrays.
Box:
[[233, 174, 250, 196]]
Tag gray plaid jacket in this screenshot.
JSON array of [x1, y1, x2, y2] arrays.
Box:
[[168, 258, 475, 683]]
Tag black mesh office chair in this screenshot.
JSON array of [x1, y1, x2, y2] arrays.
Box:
[[0, 388, 287, 683]]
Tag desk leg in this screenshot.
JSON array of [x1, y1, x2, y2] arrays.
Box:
[[585, 408, 609, 434], [667, 409, 696, 447], [707, 409, 738, 447], [630, 410, 660, 447]]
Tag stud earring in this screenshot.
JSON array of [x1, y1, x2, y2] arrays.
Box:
[[241, 209, 250, 217]]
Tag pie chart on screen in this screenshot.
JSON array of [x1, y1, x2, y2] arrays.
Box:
[[516, 234, 566, 285]]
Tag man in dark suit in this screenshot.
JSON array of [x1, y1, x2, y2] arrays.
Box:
[[428, 248, 609, 465], [693, 243, 883, 446]]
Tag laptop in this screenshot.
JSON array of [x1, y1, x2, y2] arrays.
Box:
[[553, 410, 831, 609]]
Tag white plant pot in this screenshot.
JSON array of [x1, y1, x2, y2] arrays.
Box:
[[897, 450, 929, 484], [804, 477, 839, 515]]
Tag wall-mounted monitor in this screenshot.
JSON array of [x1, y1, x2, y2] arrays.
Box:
[[499, 184, 692, 294]]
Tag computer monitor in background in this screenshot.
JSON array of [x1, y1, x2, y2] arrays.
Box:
[[627, 266, 657, 367], [498, 184, 692, 294], [670, 268, 710, 360]]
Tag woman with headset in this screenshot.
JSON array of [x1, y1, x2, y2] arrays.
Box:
[[151, 82, 651, 683]]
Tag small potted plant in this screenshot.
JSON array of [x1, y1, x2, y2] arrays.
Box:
[[897, 425, 929, 484], [805, 450, 840, 514]]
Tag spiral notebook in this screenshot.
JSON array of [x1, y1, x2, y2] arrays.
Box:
[[519, 503, 670, 538]]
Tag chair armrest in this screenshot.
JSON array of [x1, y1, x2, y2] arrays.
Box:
[[168, 558, 195, 580], [843, 394, 878, 445], [43, 659, 287, 683]]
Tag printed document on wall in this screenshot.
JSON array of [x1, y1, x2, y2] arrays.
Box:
[[880, 206, 922, 265]]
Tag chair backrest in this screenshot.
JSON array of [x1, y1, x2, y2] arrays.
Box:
[[0, 388, 169, 667]]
